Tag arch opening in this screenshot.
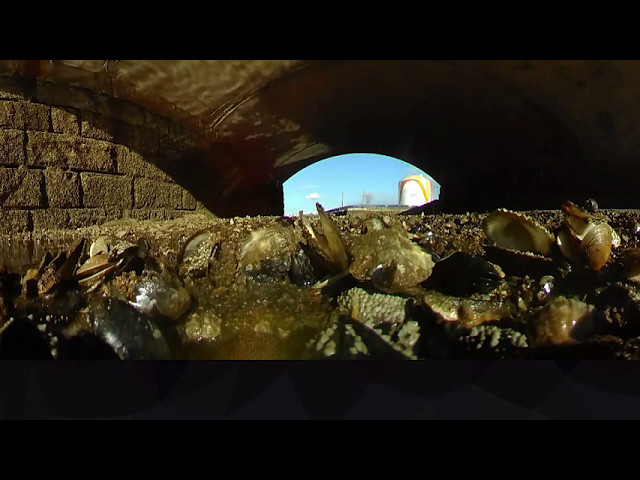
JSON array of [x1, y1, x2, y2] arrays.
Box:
[[283, 153, 441, 216]]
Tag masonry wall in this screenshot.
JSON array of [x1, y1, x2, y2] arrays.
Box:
[[0, 76, 207, 234]]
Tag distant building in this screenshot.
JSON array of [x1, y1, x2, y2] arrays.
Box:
[[398, 174, 434, 206]]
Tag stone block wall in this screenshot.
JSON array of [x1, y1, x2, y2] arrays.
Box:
[[0, 76, 207, 234]]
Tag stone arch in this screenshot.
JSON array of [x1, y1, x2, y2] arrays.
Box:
[[3, 60, 640, 228]]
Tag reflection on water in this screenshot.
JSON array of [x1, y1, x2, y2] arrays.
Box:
[[0, 236, 67, 275]]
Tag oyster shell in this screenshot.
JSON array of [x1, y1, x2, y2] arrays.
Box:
[[238, 224, 300, 283], [349, 229, 434, 293], [482, 209, 555, 256]]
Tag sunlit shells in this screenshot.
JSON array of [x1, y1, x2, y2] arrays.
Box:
[[482, 209, 554, 255]]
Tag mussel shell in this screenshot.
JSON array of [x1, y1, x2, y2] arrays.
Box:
[[424, 252, 503, 296], [77, 264, 118, 288], [422, 289, 516, 328], [483, 245, 556, 279], [316, 203, 350, 272], [179, 230, 213, 265], [49, 252, 67, 271], [482, 209, 555, 256], [299, 205, 351, 274], [59, 238, 86, 281], [37, 267, 61, 296], [36, 252, 53, 275], [288, 248, 317, 288], [77, 254, 111, 278], [117, 245, 141, 264]]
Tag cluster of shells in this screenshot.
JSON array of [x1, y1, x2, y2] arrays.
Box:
[[5, 198, 640, 359], [0, 234, 191, 359]]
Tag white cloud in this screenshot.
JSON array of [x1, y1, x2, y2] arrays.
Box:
[[305, 192, 320, 200]]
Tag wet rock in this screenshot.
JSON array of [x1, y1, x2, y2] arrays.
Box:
[[87, 297, 172, 360]]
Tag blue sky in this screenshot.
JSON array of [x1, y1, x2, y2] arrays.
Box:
[[283, 153, 441, 215]]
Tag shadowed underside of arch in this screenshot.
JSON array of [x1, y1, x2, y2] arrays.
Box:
[[2, 59, 640, 225]]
